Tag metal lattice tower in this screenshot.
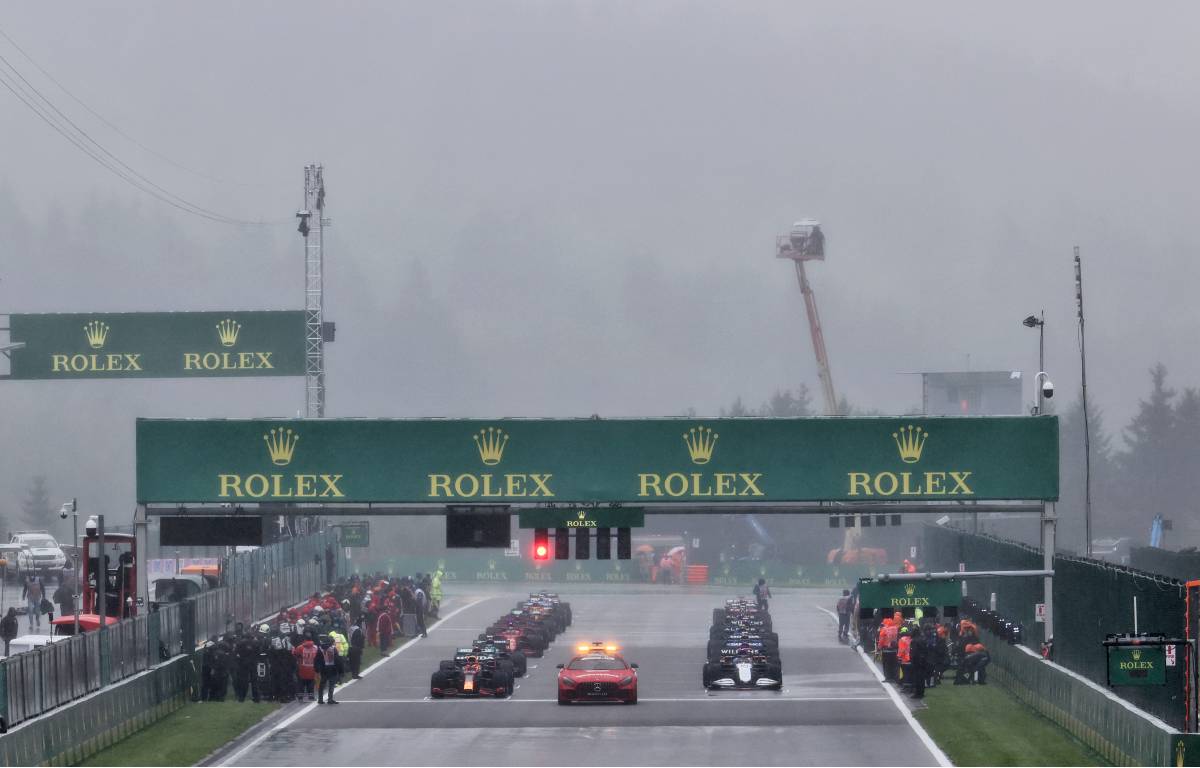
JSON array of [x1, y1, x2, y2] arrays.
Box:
[[298, 164, 326, 417]]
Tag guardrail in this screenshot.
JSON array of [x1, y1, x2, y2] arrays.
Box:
[[0, 530, 340, 733]]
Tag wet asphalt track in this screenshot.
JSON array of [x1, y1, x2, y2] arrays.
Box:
[[216, 585, 941, 766]]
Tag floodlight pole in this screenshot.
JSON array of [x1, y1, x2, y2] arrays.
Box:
[[299, 164, 327, 418]]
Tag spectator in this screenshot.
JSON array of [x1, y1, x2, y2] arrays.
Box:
[[293, 633, 318, 701], [314, 634, 342, 704], [1, 608, 18, 656], [377, 609, 394, 657], [22, 575, 44, 631], [53, 580, 75, 622], [835, 589, 852, 641], [752, 578, 771, 612], [348, 620, 365, 679]]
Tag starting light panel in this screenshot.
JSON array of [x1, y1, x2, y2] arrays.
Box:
[[555, 527, 570, 559], [616, 527, 631, 560], [595, 527, 611, 559], [575, 527, 590, 559], [533, 528, 549, 561]]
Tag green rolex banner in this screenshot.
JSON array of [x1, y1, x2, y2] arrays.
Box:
[[1107, 646, 1166, 686], [136, 416, 1058, 504], [858, 579, 963, 610], [5, 311, 305, 379]]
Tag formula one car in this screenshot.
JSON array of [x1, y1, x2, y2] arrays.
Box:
[[707, 632, 779, 661], [430, 648, 515, 698], [703, 643, 782, 690], [486, 610, 551, 657], [473, 637, 528, 677], [557, 641, 638, 705]]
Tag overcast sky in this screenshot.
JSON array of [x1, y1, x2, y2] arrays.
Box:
[[2, 1, 1198, 521]]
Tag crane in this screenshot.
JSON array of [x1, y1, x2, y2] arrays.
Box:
[[776, 219, 838, 416]]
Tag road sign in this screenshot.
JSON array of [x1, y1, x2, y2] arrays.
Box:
[[336, 521, 369, 547], [518, 508, 645, 529], [1108, 646, 1166, 686], [135, 416, 1060, 504], [5, 311, 305, 379], [1035, 603, 1046, 623], [1167, 644, 1177, 667]]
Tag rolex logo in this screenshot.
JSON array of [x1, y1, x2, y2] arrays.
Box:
[[473, 427, 509, 466], [892, 425, 928, 464], [682, 426, 718, 465], [84, 320, 109, 349], [216, 319, 242, 347], [1132, 649, 1142, 661], [1176, 739, 1185, 768], [263, 428, 299, 466], [904, 583, 916, 597], [578, 510, 587, 520]]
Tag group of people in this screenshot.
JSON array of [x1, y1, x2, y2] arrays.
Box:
[[198, 569, 444, 705], [872, 611, 991, 699]]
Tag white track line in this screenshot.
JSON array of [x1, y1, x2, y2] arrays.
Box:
[[815, 605, 951, 768], [342, 696, 890, 704], [219, 598, 487, 766]]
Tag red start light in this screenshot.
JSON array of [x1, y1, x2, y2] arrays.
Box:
[[535, 544, 548, 558]]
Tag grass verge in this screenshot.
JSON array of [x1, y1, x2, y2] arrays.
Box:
[[77, 700, 278, 767], [914, 682, 1109, 766]]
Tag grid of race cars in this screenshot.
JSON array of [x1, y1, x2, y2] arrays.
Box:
[[428, 593, 781, 701]]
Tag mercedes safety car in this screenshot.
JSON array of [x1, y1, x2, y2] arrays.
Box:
[[557, 641, 638, 705]]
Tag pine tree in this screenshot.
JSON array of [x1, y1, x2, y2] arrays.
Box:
[[20, 475, 53, 533], [720, 396, 751, 417], [1116, 364, 1176, 539], [760, 387, 814, 418], [1058, 399, 1116, 551]]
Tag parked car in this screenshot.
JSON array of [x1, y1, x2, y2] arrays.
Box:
[[8, 531, 68, 577], [1092, 537, 1132, 565], [0, 542, 34, 579], [151, 573, 217, 606]]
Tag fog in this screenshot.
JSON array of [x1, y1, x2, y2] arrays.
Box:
[[2, 2, 1198, 554]]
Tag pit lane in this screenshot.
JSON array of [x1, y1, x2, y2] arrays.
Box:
[[217, 585, 942, 766]]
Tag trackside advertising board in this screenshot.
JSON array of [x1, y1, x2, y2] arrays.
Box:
[[6, 311, 304, 379], [136, 417, 1058, 504]]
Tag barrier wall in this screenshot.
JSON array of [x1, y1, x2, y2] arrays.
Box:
[[0, 655, 193, 767], [0, 530, 342, 761], [924, 526, 1189, 728]]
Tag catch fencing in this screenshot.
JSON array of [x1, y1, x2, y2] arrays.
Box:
[[0, 530, 341, 733], [923, 525, 1188, 728]]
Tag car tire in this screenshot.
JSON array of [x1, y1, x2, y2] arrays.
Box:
[[438, 660, 457, 674], [626, 690, 638, 705], [511, 652, 527, 677], [702, 662, 718, 688], [713, 609, 726, 625], [430, 671, 446, 698], [558, 694, 570, 705], [493, 671, 512, 698]]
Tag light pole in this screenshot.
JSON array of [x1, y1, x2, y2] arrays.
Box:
[[1023, 312, 1046, 414], [60, 499, 79, 635]]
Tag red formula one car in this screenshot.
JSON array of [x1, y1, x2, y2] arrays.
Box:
[[556, 641, 638, 705]]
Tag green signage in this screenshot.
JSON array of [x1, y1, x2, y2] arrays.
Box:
[[517, 508, 645, 529], [1108, 646, 1166, 686], [335, 522, 370, 548], [136, 416, 1058, 505], [5, 311, 305, 379], [858, 579, 963, 610]]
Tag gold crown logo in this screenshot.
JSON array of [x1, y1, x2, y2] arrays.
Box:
[[84, 320, 109, 349], [216, 318, 242, 347], [892, 425, 929, 464], [473, 427, 509, 466], [1176, 739, 1185, 767], [904, 583, 916, 596], [683, 426, 718, 465], [578, 510, 587, 520], [1132, 649, 1142, 661], [263, 427, 299, 466]]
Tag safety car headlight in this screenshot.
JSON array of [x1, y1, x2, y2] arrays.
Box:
[[619, 676, 634, 686], [560, 677, 576, 688]]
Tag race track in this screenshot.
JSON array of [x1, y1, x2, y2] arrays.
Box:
[[216, 585, 944, 767]]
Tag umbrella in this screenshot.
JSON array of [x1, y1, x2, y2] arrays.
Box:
[[667, 546, 686, 556], [635, 544, 655, 554]]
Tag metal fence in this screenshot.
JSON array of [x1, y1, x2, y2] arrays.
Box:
[[924, 524, 1189, 728], [986, 626, 1177, 766], [0, 530, 341, 732]]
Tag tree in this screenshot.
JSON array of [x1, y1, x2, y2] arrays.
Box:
[[20, 475, 53, 532], [1058, 399, 1117, 551], [760, 387, 813, 418], [1115, 364, 1176, 540], [720, 396, 752, 417]]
